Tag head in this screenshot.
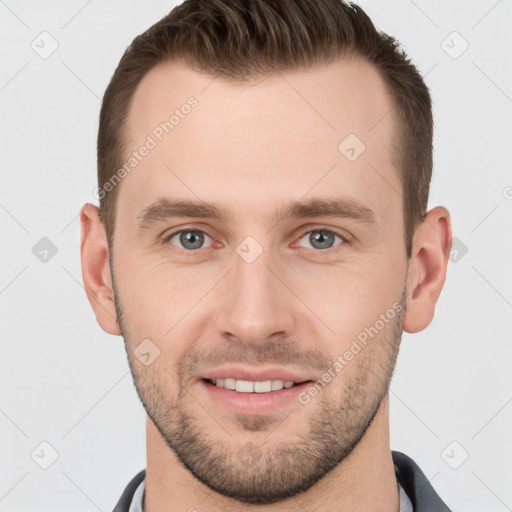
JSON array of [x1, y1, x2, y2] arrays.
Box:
[[81, 0, 451, 505], [96, 0, 433, 259]]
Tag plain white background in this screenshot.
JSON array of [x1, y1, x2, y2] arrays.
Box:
[[1, 1, 511, 510]]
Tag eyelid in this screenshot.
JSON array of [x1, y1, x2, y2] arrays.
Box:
[[293, 227, 349, 251], [295, 224, 351, 242], [162, 224, 352, 251], [163, 225, 216, 249]]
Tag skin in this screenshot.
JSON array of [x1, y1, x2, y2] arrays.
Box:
[[80, 57, 451, 512]]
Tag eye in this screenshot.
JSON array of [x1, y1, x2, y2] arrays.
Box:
[[297, 228, 346, 250], [166, 229, 214, 251]]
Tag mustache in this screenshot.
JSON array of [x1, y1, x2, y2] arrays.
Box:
[[179, 338, 332, 375]]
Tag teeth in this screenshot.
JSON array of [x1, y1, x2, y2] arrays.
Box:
[[210, 378, 297, 393], [254, 381, 272, 393], [236, 380, 255, 393], [224, 378, 236, 390]]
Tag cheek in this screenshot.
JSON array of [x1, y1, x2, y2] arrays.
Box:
[[114, 228, 407, 350], [295, 253, 405, 347], [115, 253, 215, 342]]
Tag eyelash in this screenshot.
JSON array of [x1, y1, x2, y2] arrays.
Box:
[[163, 226, 348, 253]]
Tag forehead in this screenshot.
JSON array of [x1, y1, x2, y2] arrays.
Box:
[[120, 57, 400, 224]]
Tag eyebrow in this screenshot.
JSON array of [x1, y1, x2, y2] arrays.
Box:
[[137, 197, 377, 230]]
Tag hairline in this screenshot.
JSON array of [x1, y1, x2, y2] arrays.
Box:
[[104, 55, 411, 258]]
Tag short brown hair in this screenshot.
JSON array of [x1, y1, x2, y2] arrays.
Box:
[[97, 0, 432, 258]]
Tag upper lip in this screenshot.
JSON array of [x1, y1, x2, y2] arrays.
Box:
[[200, 366, 314, 383]]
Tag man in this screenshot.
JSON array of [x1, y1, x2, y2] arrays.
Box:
[[80, 0, 453, 510]]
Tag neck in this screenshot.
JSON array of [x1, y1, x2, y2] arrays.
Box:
[[144, 394, 399, 512]]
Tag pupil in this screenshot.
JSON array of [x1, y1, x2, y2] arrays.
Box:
[[311, 230, 333, 249], [181, 231, 204, 250]]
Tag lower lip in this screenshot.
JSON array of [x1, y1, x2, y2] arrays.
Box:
[[199, 379, 312, 415]]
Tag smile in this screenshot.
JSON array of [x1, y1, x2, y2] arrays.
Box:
[[204, 378, 300, 393]]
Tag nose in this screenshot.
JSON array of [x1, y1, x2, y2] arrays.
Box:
[[216, 244, 296, 346]]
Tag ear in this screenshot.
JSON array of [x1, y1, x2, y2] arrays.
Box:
[[79, 203, 121, 335], [403, 206, 452, 333]]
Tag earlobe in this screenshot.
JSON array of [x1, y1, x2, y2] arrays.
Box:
[[79, 203, 121, 335], [403, 206, 452, 334]]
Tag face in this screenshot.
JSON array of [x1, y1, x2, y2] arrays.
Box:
[[110, 58, 410, 504]]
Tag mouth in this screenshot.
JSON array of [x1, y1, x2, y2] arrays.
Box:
[[197, 366, 316, 414], [202, 378, 310, 393], [199, 376, 314, 415]]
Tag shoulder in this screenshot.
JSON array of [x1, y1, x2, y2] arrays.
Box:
[[392, 451, 452, 512], [112, 469, 146, 512]]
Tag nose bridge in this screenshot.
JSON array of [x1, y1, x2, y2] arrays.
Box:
[[219, 240, 295, 342]]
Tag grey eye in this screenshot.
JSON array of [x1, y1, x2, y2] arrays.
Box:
[[298, 229, 344, 250], [169, 230, 213, 250]]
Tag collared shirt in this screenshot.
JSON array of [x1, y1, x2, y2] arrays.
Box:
[[127, 477, 414, 512], [114, 451, 451, 512]]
